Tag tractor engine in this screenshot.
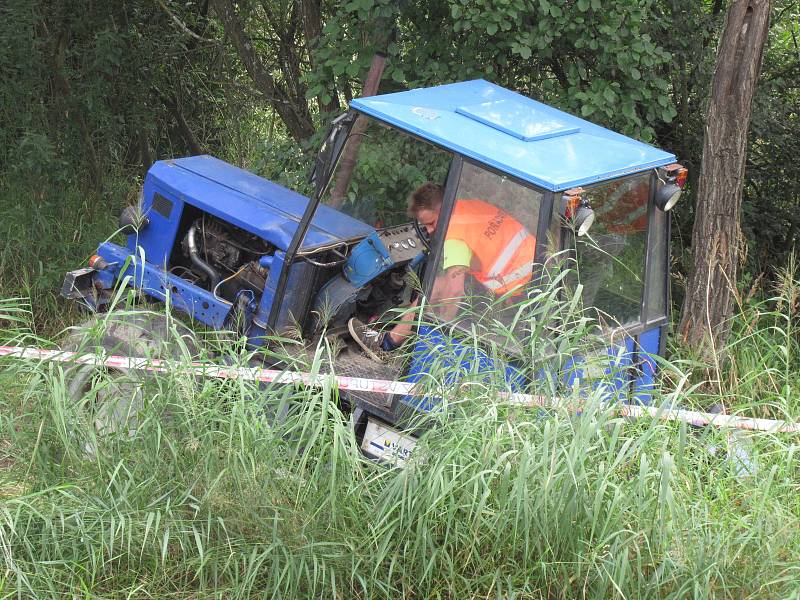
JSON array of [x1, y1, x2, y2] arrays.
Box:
[[177, 216, 272, 305]]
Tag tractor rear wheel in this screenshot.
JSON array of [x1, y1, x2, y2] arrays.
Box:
[[63, 310, 198, 450]]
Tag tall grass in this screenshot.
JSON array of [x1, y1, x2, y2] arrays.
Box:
[[1, 266, 799, 598], [0, 178, 127, 335], [666, 257, 800, 422]]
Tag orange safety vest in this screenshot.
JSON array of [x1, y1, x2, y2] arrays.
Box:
[[445, 199, 536, 295]]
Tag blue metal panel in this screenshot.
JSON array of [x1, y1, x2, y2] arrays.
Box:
[[127, 185, 184, 266], [632, 326, 661, 405], [351, 80, 676, 191], [97, 242, 231, 328], [562, 338, 634, 399], [456, 99, 580, 141], [142, 156, 374, 252], [399, 327, 641, 414], [401, 326, 527, 412]]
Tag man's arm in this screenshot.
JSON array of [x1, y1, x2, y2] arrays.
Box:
[[430, 266, 467, 321], [429, 238, 472, 320]]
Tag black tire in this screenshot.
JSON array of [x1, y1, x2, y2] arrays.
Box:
[[63, 310, 198, 450]]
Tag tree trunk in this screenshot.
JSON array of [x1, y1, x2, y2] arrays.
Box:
[[211, 0, 315, 143], [678, 0, 771, 360], [328, 53, 386, 208]]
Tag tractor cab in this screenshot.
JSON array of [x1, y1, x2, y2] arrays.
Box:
[[277, 81, 685, 452], [62, 80, 686, 460]]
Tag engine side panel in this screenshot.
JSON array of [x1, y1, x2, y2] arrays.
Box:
[[134, 156, 374, 260], [127, 184, 185, 267]]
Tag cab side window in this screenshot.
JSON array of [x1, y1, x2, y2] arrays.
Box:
[[428, 162, 544, 335], [323, 118, 451, 228]]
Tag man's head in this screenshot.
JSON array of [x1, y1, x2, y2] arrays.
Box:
[[408, 182, 444, 235]]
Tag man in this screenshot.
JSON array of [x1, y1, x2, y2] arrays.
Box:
[[348, 182, 536, 361]]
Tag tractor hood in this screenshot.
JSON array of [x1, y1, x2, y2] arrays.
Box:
[[146, 156, 374, 251]]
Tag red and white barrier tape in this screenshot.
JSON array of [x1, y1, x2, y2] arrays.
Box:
[[1, 344, 798, 434]]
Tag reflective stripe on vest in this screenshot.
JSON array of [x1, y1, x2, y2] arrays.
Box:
[[483, 261, 534, 291], [486, 228, 530, 278]]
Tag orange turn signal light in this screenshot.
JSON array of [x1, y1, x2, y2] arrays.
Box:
[[665, 163, 688, 188], [562, 187, 584, 218], [88, 254, 108, 270]]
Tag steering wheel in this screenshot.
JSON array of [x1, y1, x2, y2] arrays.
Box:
[[412, 218, 431, 251]]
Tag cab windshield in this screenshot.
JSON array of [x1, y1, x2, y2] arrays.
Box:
[[321, 116, 452, 228], [569, 172, 652, 328]]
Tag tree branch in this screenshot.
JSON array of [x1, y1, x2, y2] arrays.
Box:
[[157, 0, 216, 43], [160, 92, 204, 155], [210, 0, 314, 142]]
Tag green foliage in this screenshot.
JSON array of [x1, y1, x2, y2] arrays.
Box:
[[0, 2, 798, 594], [0, 0, 269, 189], [2, 0, 796, 290], [0, 180, 123, 334], [663, 0, 800, 284], [12, 132, 71, 186], [251, 133, 315, 196], [668, 256, 800, 421], [309, 0, 675, 140], [740, 1, 800, 274], [0, 1, 53, 170]]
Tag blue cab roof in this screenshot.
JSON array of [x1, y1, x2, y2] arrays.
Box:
[[350, 80, 676, 191]]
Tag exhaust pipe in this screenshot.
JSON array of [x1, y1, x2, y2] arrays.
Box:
[[186, 225, 221, 289]]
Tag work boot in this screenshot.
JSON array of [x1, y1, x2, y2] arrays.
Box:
[[348, 317, 389, 362]]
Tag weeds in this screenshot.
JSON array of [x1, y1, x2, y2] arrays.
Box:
[[666, 255, 800, 422], [0, 179, 126, 335], [1, 264, 799, 598]]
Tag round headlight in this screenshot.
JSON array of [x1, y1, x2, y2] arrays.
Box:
[[655, 183, 682, 212], [575, 206, 595, 237]]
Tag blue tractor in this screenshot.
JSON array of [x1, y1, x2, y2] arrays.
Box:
[[62, 80, 686, 459]]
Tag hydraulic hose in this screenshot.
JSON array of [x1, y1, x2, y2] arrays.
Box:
[[186, 225, 220, 289]]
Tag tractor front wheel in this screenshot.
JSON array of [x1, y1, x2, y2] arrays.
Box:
[[63, 310, 198, 451]]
